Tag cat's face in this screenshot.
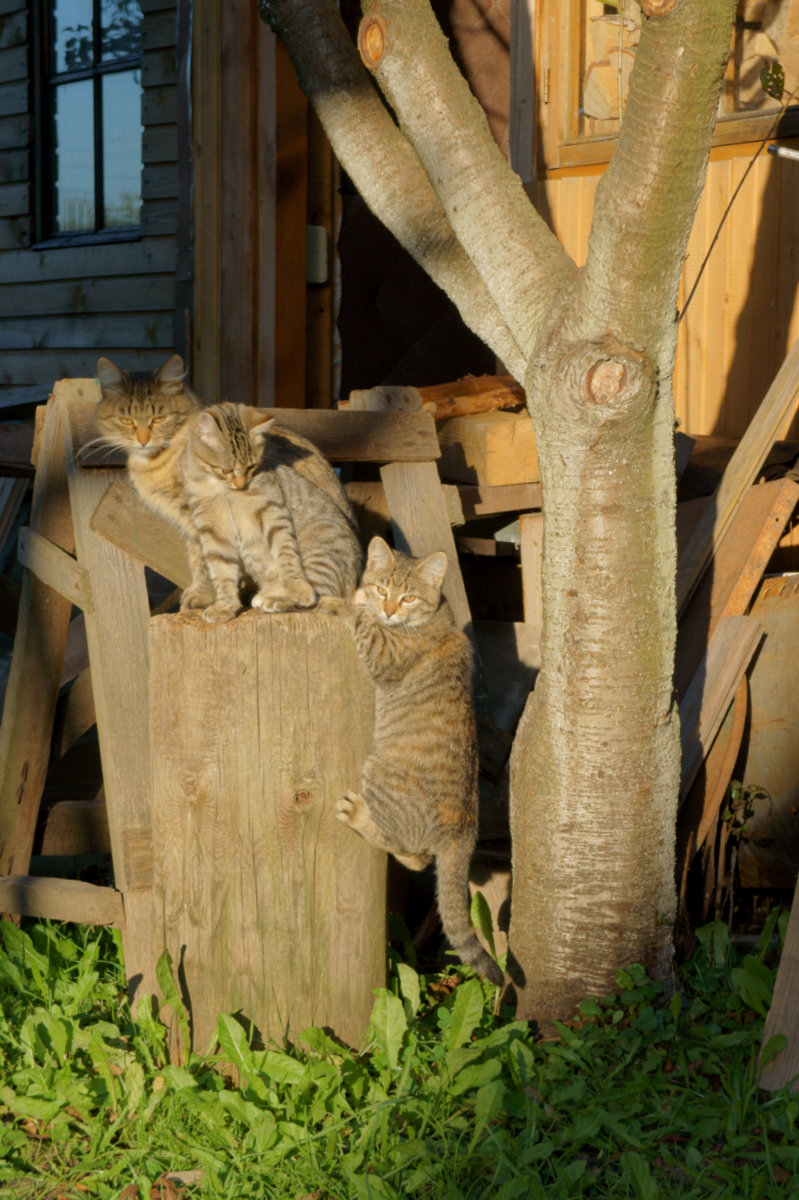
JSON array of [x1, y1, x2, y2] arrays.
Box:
[[96, 355, 195, 456], [356, 536, 447, 627], [192, 405, 271, 491]]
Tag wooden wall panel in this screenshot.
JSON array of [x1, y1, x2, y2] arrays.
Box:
[[535, 147, 799, 439], [192, 0, 280, 407]]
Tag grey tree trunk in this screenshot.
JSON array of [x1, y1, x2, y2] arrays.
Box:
[[258, 0, 738, 1023]]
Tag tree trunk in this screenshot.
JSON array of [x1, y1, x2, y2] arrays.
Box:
[[510, 334, 680, 1026], [148, 610, 385, 1057]]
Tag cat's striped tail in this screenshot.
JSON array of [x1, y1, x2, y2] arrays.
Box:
[[435, 840, 504, 987]]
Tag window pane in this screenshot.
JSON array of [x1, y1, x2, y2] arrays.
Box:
[[102, 70, 142, 227], [101, 0, 142, 62], [53, 79, 95, 232], [52, 0, 93, 72]]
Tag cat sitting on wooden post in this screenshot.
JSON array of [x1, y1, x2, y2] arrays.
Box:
[[94, 354, 215, 612], [93, 357, 362, 622], [181, 402, 363, 622], [325, 536, 504, 986]]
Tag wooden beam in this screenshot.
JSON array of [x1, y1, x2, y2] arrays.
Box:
[[0, 875, 123, 926], [437, 411, 539, 486], [678, 615, 763, 801], [675, 478, 799, 698], [677, 338, 799, 614], [17, 526, 94, 613], [91, 477, 190, 587], [0, 399, 75, 879]]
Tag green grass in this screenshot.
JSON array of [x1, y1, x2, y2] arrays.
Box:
[[0, 912, 797, 1199]]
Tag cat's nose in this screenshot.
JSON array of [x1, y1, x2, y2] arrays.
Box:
[[232, 476, 247, 489], [136, 427, 150, 445]]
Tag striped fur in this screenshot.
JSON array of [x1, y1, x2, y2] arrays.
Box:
[[94, 356, 214, 610], [181, 402, 363, 623], [338, 536, 503, 986]]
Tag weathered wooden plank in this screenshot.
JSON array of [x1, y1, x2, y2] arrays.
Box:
[[759, 877, 799, 1092], [91, 476, 190, 586], [0, 41, 26, 81], [60, 390, 155, 894], [142, 46, 177, 88], [0, 114, 28, 151], [0, 276, 175, 318], [141, 164, 178, 201], [55, 667, 96, 757], [0, 10, 25, 50], [0, 401, 74, 878], [273, 36, 308, 407], [142, 124, 178, 164], [142, 11, 177, 51], [381, 460, 473, 635], [0, 383, 50, 411], [0, 147, 28, 183], [0, 216, 29, 251], [0, 875, 124, 925], [0, 313, 174, 351], [149, 609, 385, 1056], [39, 799, 110, 857], [0, 240, 176, 284], [437, 411, 540, 486], [0, 348, 173, 384], [519, 511, 543, 634], [17, 526, 94, 612], [457, 481, 542, 519], [140, 199, 178, 237], [675, 477, 799, 698], [142, 84, 177, 126], [0, 81, 26, 119], [678, 615, 763, 800], [677, 339, 799, 614]]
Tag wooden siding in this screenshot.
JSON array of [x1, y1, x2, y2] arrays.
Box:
[[533, 146, 799, 439], [0, 0, 180, 412]]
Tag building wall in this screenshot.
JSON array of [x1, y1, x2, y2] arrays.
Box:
[[0, 0, 182, 412], [533, 147, 799, 439]]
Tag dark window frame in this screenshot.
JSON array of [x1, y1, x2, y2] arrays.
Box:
[[31, 0, 144, 248]]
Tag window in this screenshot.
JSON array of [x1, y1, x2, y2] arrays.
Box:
[[535, 0, 799, 173], [34, 0, 144, 242]]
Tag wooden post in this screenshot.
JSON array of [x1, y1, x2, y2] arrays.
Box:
[[148, 610, 385, 1056]]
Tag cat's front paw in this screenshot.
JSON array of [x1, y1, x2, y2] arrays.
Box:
[[252, 579, 317, 612], [336, 791, 365, 828], [201, 602, 240, 624], [180, 583, 215, 611], [316, 595, 351, 618]]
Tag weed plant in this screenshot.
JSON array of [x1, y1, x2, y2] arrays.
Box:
[[0, 911, 796, 1199]]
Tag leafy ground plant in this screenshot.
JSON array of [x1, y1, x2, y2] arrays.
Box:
[[0, 912, 797, 1199]]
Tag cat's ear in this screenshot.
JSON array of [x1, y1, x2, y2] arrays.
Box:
[[155, 354, 186, 393], [97, 357, 124, 389], [416, 551, 448, 591], [247, 416, 276, 444], [194, 410, 225, 452], [367, 536, 394, 570]]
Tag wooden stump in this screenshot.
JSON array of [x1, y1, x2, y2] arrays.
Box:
[[148, 610, 384, 1056]]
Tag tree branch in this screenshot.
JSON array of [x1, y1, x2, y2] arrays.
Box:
[[359, 0, 576, 358], [580, 0, 737, 366], [257, 0, 527, 379]]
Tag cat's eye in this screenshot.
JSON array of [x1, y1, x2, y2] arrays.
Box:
[[401, 595, 418, 604], [375, 586, 388, 597], [121, 417, 135, 426], [151, 416, 166, 425]]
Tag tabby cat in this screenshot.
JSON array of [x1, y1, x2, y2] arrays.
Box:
[[181, 402, 363, 623], [94, 355, 214, 611], [332, 535, 503, 986]]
